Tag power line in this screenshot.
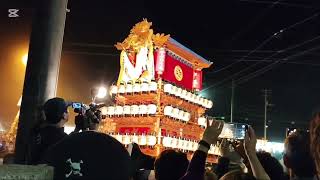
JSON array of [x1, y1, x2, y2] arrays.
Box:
[[227, 0, 282, 55], [232, 59, 320, 66], [240, 0, 315, 9], [201, 34, 320, 91], [208, 12, 319, 74], [235, 45, 320, 85], [208, 32, 278, 74]]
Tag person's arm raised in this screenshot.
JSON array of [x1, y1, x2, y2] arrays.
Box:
[[244, 126, 270, 180], [180, 120, 224, 180]]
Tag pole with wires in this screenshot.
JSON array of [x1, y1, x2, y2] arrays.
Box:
[[263, 89, 272, 140], [230, 79, 235, 123]]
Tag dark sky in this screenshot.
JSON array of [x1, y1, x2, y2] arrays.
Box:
[[0, 0, 319, 141]]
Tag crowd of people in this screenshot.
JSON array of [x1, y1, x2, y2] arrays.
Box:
[[1, 97, 320, 180]]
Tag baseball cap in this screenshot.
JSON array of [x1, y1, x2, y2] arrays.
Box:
[[41, 131, 132, 180], [43, 97, 70, 124]]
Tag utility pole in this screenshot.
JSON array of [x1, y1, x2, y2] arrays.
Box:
[[14, 0, 68, 164], [263, 89, 272, 140], [230, 79, 235, 123]]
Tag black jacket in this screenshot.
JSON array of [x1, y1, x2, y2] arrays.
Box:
[[29, 125, 67, 164]]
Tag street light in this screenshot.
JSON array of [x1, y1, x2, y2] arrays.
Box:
[[91, 86, 108, 102], [96, 87, 107, 99], [22, 54, 28, 66]]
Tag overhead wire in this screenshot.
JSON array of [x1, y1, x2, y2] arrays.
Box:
[[239, 0, 315, 9], [201, 34, 320, 92], [208, 12, 319, 74], [235, 45, 320, 85], [208, 0, 282, 74]]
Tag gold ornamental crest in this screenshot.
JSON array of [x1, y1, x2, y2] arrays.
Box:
[[174, 65, 183, 81]]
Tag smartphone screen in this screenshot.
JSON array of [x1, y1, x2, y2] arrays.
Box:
[[72, 102, 82, 109], [219, 123, 248, 139]]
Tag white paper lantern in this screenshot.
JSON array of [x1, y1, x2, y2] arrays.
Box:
[[204, 99, 209, 108], [164, 106, 173, 116], [191, 94, 197, 103], [107, 106, 115, 116], [195, 96, 201, 104], [208, 100, 213, 108], [171, 86, 178, 96], [175, 88, 183, 97], [115, 134, 123, 143], [133, 83, 141, 93], [118, 84, 126, 94], [110, 133, 117, 139], [187, 140, 192, 151], [198, 117, 207, 127], [115, 106, 124, 115], [162, 136, 172, 148], [181, 89, 188, 100], [125, 83, 133, 93], [132, 134, 139, 143], [192, 141, 198, 151], [178, 138, 184, 149], [100, 107, 108, 115], [183, 139, 189, 150], [164, 84, 173, 94], [178, 110, 185, 121], [147, 135, 157, 146], [130, 105, 139, 115], [186, 92, 193, 101], [139, 135, 147, 146], [186, 140, 192, 151], [172, 137, 178, 149], [183, 112, 190, 122], [110, 85, 118, 95], [149, 81, 158, 92], [123, 134, 131, 145], [123, 105, 131, 115], [141, 82, 149, 93], [200, 98, 206, 106], [139, 104, 148, 115], [147, 104, 157, 115], [172, 108, 180, 119]]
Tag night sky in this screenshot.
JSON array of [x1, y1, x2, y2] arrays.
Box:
[[0, 0, 319, 141]]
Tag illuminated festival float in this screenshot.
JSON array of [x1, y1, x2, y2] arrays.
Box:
[[98, 19, 219, 161]]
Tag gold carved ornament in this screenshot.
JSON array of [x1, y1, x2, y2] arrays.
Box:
[[115, 19, 170, 52]]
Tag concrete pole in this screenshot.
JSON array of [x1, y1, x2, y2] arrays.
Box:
[[230, 79, 235, 123], [14, 0, 68, 164], [263, 89, 271, 140]]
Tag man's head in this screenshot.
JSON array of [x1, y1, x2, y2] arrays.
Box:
[[256, 151, 284, 180], [283, 130, 316, 178], [43, 97, 69, 126], [154, 149, 189, 180]]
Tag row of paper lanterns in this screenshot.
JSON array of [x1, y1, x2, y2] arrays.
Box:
[[163, 84, 213, 109], [108, 133, 222, 155], [109, 133, 158, 146], [110, 81, 158, 95], [164, 106, 191, 122], [102, 104, 157, 116], [109, 133, 280, 154], [161, 136, 221, 155], [109, 82, 213, 109]]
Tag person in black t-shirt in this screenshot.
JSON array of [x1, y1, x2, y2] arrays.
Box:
[[29, 97, 70, 164]]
